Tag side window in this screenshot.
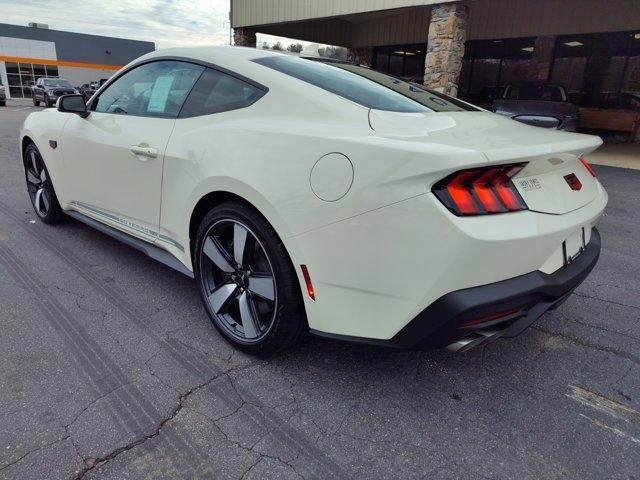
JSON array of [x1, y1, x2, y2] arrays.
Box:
[[179, 68, 265, 118], [94, 61, 204, 118]]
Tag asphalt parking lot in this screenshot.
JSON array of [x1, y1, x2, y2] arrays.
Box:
[[0, 102, 639, 480]]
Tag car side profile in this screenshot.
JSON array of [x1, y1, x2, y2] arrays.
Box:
[[20, 46, 607, 355], [32, 77, 78, 107]]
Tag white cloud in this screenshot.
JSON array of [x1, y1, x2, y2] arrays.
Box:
[[0, 0, 322, 50]]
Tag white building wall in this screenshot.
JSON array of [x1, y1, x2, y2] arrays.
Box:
[[0, 36, 56, 59], [0, 61, 7, 100]]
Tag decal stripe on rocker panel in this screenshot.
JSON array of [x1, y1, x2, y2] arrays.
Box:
[[69, 201, 185, 252]]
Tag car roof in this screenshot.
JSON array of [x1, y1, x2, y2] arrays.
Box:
[[136, 45, 285, 65]]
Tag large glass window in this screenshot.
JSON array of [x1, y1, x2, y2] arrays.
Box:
[[460, 37, 535, 105], [372, 44, 426, 81], [2, 61, 60, 98], [93, 61, 204, 118], [551, 31, 640, 108]]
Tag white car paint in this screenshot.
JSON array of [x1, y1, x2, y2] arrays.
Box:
[[20, 46, 607, 343]]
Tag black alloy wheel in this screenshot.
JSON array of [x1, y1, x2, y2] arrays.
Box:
[[24, 143, 64, 224], [195, 203, 307, 355]]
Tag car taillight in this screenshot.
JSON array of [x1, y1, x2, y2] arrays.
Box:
[[432, 163, 528, 216], [579, 155, 596, 177]]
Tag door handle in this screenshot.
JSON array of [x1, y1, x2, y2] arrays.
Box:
[[130, 144, 158, 159]]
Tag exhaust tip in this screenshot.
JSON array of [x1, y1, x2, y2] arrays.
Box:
[[446, 330, 503, 353]]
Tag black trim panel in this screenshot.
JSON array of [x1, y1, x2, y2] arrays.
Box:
[[312, 228, 601, 350], [66, 210, 194, 279]]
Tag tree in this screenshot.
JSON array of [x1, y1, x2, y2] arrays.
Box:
[[287, 43, 303, 53], [271, 41, 284, 51]]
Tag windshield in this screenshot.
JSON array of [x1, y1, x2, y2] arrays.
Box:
[[504, 84, 566, 102], [43, 79, 73, 88], [253, 56, 479, 113]]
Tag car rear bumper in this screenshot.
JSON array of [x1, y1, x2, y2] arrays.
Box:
[[312, 227, 601, 350]]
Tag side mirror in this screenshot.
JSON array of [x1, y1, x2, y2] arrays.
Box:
[[58, 94, 89, 118]]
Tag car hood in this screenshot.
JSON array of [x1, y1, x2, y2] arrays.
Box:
[[492, 99, 577, 117]]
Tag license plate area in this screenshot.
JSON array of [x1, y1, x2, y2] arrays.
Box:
[[563, 227, 586, 266]]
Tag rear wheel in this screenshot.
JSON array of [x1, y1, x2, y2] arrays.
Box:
[[194, 202, 307, 355], [23, 143, 64, 224]]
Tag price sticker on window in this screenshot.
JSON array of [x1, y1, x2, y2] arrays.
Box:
[[147, 75, 174, 113]]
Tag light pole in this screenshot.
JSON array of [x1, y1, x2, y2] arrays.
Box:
[[223, 20, 232, 45]]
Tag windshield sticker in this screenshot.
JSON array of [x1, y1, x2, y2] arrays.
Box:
[[147, 76, 174, 113]]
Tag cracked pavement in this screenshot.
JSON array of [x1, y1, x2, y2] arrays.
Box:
[[1, 102, 639, 479]]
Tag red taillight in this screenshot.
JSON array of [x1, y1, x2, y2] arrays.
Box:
[[579, 155, 596, 177], [300, 265, 315, 300], [433, 163, 528, 216]]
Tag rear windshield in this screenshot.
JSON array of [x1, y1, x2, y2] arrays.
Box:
[[253, 56, 479, 113], [504, 84, 566, 102]]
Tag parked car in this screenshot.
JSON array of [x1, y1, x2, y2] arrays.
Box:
[[492, 82, 579, 131], [0, 80, 5, 106], [20, 47, 607, 355], [78, 81, 99, 100], [32, 78, 78, 107]]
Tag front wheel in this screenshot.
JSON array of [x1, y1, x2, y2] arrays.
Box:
[[45, 95, 53, 108], [23, 143, 65, 224], [194, 202, 307, 356], [33, 96, 40, 106]]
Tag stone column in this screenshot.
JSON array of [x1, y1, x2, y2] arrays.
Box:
[[348, 47, 374, 67], [423, 2, 469, 96], [233, 27, 257, 48], [531, 35, 556, 80]]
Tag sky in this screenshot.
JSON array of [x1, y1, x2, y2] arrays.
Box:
[[0, 0, 305, 49]]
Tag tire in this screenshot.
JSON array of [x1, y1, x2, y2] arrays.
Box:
[[23, 142, 65, 224], [33, 97, 39, 107], [45, 95, 53, 108], [0, 101, 5, 107], [194, 202, 307, 356]]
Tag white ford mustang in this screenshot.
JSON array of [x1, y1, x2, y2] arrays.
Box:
[[20, 46, 607, 355]]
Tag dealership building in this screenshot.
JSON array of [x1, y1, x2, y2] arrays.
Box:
[[231, 0, 640, 132], [0, 23, 154, 99]]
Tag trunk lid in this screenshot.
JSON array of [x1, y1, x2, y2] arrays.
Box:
[[369, 110, 603, 215]]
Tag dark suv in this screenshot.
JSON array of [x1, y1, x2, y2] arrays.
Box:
[[79, 81, 102, 100], [32, 78, 77, 107]]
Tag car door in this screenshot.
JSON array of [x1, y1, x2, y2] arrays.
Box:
[[60, 60, 204, 243]]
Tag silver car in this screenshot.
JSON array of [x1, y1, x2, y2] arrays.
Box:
[[492, 82, 579, 131]]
